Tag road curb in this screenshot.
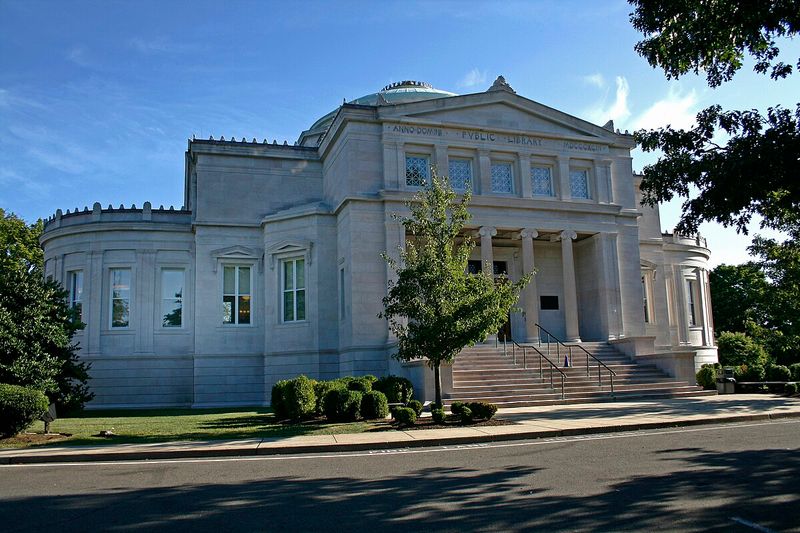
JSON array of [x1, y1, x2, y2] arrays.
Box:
[[2, 411, 799, 465]]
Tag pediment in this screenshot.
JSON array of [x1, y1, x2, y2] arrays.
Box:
[[265, 239, 313, 269], [211, 245, 261, 260], [378, 92, 624, 143]]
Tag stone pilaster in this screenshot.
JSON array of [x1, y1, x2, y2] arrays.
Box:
[[478, 226, 497, 274]]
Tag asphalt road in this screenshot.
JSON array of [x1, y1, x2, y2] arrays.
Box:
[[1, 420, 799, 532]]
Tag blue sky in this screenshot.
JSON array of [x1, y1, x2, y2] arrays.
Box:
[[1, 0, 798, 266]]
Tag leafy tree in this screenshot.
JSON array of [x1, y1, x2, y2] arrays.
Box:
[[709, 263, 770, 334], [380, 173, 530, 406], [629, 0, 800, 234], [748, 225, 800, 364], [716, 331, 769, 369], [0, 209, 93, 413]]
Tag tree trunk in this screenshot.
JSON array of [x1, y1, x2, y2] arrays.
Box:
[[434, 362, 442, 408]]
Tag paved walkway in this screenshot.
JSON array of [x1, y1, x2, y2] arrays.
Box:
[[2, 394, 799, 464]]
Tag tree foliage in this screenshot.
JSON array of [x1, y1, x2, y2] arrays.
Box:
[[0, 209, 93, 413], [709, 263, 769, 334], [380, 173, 530, 405], [629, 0, 800, 234]]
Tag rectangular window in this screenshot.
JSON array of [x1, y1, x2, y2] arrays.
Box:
[[687, 280, 697, 326], [109, 268, 131, 328], [223, 266, 251, 325], [282, 258, 306, 322], [570, 169, 590, 199], [161, 268, 184, 328], [68, 270, 83, 320], [405, 155, 429, 187], [540, 295, 559, 310], [492, 261, 508, 276], [467, 260, 482, 275], [448, 158, 472, 192], [642, 274, 650, 324], [490, 163, 513, 193], [531, 166, 553, 196]]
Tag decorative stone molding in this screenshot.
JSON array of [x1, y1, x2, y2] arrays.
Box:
[[477, 226, 497, 238], [210, 245, 262, 273], [266, 240, 313, 270], [559, 230, 577, 241], [518, 228, 538, 240]]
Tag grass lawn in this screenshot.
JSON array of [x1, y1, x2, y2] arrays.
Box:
[[0, 407, 387, 449]]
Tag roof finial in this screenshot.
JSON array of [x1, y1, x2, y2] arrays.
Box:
[[488, 75, 515, 94]]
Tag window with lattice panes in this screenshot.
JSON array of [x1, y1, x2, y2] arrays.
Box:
[[570, 169, 590, 199], [491, 162, 513, 193], [448, 158, 472, 192], [531, 166, 553, 196], [405, 156, 430, 187]]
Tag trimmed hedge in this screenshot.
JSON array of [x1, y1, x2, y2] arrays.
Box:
[[696, 364, 718, 390], [407, 399, 423, 416], [270, 380, 290, 420], [323, 388, 363, 421], [766, 364, 792, 382], [394, 407, 416, 426], [459, 406, 473, 424], [785, 383, 798, 396], [432, 407, 446, 424], [347, 377, 373, 393], [361, 390, 389, 419], [313, 380, 339, 415], [373, 376, 413, 404], [284, 375, 317, 420], [0, 384, 49, 438], [790, 363, 800, 382], [450, 401, 466, 416], [467, 401, 498, 420]]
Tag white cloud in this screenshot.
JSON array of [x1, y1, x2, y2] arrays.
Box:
[[66, 46, 92, 67], [586, 76, 630, 126], [632, 86, 699, 131], [582, 73, 605, 89], [458, 68, 487, 89], [128, 37, 198, 55]]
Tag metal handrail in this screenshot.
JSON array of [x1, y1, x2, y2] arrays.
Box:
[[533, 323, 573, 367], [500, 333, 566, 400], [534, 323, 616, 396]]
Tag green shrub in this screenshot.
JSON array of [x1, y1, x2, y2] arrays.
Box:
[[789, 363, 800, 381], [373, 376, 413, 404], [347, 377, 373, 393], [432, 407, 446, 424], [0, 384, 49, 438], [282, 375, 317, 420], [361, 390, 389, 419], [313, 380, 340, 415], [323, 388, 363, 421], [735, 363, 766, 382], [785, 383, 799, 396], [407, 399, 423, 416], [766, 364, 792, 382], [717, 331, 769, 368], [394, 407, 416, 426], [696, 364, 718, 389], [459, 406, 473, 424], [270, 380, 290, 419], [450, 401, 466, 415], [467, 401, 498, 420], [363, 375, 378, 384]]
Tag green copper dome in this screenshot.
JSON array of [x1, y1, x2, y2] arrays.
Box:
[[307, 81, 456, 133]]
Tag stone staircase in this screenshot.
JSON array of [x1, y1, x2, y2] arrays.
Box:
[[446, 341, 715, 408]]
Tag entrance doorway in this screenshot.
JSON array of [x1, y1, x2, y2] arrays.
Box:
[[498, 314, 512, 341]]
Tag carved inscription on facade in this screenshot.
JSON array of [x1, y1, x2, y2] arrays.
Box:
[[387, 124, 606, 154]]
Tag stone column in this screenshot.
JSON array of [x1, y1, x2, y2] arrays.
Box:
[[478, 226, 497, 274], [87, 250, 103, 355], [559, 230, 581, 342], [673, 267, 690, 345], [696, 268, 710, 346], [517, 228, 539, 342]]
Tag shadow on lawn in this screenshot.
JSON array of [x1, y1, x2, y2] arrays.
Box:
[[5, 447, 800, 532]]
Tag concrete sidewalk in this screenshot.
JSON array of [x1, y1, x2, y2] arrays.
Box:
[[2, 394, 799, 465]]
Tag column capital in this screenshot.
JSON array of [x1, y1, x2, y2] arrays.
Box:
[[559, 230, 577, 241], [515, 228, 538, 240], [477, 226, 497, 238]]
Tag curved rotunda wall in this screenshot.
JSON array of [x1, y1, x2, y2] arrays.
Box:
[[42, 205, 199, 407]]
